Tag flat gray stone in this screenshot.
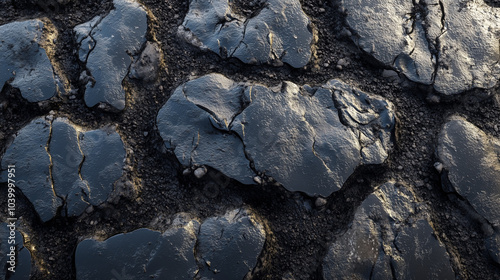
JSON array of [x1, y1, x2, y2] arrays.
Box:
[[0, 118, 59, 222], [342, 0, 500, 95], [437, 116, 500, 227], [76, 214, 200, 280], [323, 182, 455, 280], [76, 209, 265, 279], [197, 208, 266, 279], [0, 222, 32, 280], [1, 117, 126, 222], [157, 74, 395, 196], [75, 0, 148, 110], [179, 0, 313, 68], [0, 19, 66, 102]]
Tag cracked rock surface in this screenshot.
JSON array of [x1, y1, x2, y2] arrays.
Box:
[[75, 0, 148, 110], [179, 0, 313, 68], [157, 73, 394, 196], [0, 222, 31, 280], [0, 19, 66, 102], [438, 116, 500, 226], [342, 0, 500, 95], [196, 208, 266, 279], [75, 209, 265, 280], [0, 117, 125, 222], [437, 116, 500, 263], [322, 182, 455, 280]]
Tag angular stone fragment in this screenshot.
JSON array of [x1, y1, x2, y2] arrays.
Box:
[[76, 214, 200, 280], [0, 117, 126, 222], [75, 0, 148, 110], [323, 182, 455, 280], [341, 0, 500, 95], [0, 19, 66, 102], [437, 116, 500, 264], [196, 208, 266, 279], [179, 0, 313, 68], [157, 74, 395, 196], [0, 222, 32, 280], [0, 118, 58, 222], [437, 116, 500, 226], [75, 209, 265, 279]]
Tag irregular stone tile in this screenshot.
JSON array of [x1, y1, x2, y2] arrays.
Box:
[[179, 0, 313, 68], [437, 116, 500, 264], [0, 222, 32, 280], [0, 118, 59, 222], [196, 208, 266, 279], [323, 182, 455, 280], [437, 116, 500, 227], [157, 74, 256, 185], [341, 0, 500, 95], [157, 74, 395, 196], [0, 19, 66, 102], [76, 209, 265, 279], [76, 214, 200, 280], [75, 0, 148, 110], [0, 117, 126, 222]]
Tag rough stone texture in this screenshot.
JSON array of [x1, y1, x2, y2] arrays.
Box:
[[196, 208, 266, 279], [179, 0, 313, 68], [437, 116, 500, 264], [76, 214, 200, 280], [437, 116, 500, 227], [129, 41, 163, 82], [323, 182, 455, 280], [0, 19, 66, 102], [157, 74, 395, 196], [75, 209, 265, 279], [0, 118, 58, 222], [0, 117, 126, 222], [0, 222, 32, 280], [341, 0, 500, 95], [75, 0, 148, 110]]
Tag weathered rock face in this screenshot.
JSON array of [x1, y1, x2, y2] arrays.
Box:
[[157, 74, 395, 196], [75, 209, 266, 280], [0, 117, 126, 222], [341, 0, 500, 95], [75, 0, 148, 110], [437, 116, 500, 227], [437, 116, 500, 264], [0, 222, 31, 280], [322, 182, 455, 280], [196, 208, 266, 279], [0, 19, 66, 102], [179, 0, 313, 68]]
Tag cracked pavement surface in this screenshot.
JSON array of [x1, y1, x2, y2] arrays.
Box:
[[0, 0, 500, 279], [342, 0, 500, 95]]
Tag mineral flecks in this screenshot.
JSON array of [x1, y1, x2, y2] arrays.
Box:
[[75, 209, 265, 279], [75, 0, 148, 110], [322, 182, 455, 280], [0, 222, 31, 280], [0, 19, 66, 102], [157, 74, 395, 196], [0, 117, 126, 222], [341, 0, 500, 95], [437, 116, 500, 263], [179, 0, 314, 68]]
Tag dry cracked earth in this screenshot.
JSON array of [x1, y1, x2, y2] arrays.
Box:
[[1, 0, 500, 279]]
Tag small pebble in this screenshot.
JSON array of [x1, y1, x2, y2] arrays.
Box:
[[315, 197, 327, 207], [194, 166, 207, 178]]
